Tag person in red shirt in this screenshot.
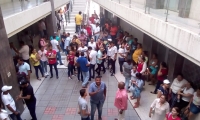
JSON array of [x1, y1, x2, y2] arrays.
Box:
[[151, 62, 168, 94], [46, 44, 58, 79], [165, 107, 181, 120], [110, 24, 118, 41], [86, 24, 92, 39], [67, 51, 75, 79]]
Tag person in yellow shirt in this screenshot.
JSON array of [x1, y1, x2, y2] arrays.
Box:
[[30, 48, 44, 80], [132, 43, 143, 64], [75, 11, 83, 34]]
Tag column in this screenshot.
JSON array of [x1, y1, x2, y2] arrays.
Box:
[[0, 7, 24, 111], [46, 0, 57, 36]]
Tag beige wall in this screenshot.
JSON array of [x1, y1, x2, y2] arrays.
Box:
[[189, 0, 200, 21]]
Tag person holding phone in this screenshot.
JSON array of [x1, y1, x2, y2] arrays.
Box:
[[114, 82, 128, 120]]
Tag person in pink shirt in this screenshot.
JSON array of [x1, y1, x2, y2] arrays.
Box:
[[114, 82, 128, 120]]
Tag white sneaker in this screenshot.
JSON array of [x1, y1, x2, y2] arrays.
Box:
[[68, 77, 72, 79], [46, 72, 49, 76]]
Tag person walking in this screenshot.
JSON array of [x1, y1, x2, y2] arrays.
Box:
[[1, 85, 22, 120], [75, 11, 83, 34], [38, 46, 49, 77], [30, 48, 44, 80], [123, 59, 133, 90], [78, 89, 91, 120], [67, 51, 75, 79], [76, 52, 90, 88], [46, 44, 59, 79], [114, 82, 128, 120], [108, 41, 117, 76], [89, 76, 107, 120], [17, 80, 37, 120], [88, 46, 97, 80], [64, 33, 71, 55]]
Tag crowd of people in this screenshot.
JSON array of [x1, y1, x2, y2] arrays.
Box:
[[0, 8, 200, 120]]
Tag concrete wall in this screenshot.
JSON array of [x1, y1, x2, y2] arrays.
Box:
[[0, 0, 12, 4], [189, 0, 200, 21], [93, 0, 200, 68]]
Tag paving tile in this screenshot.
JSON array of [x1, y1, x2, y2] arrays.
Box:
[[63, 115, 74, 120], [52, 114, 64, 120], [41, 114, 53, 120], [44, 90, 55, 95], [65, 108, 78, 115], [67, 101, 78, 107], [107, 96, 115, 102], [37, 100, 49, 107], [69, 96, 79, 102], [36, 106, 46, 114], [48, 101, 59, 107], [54, 107, 66, 114], [107, 103, 116, 109], [44, 107, 56, 115]]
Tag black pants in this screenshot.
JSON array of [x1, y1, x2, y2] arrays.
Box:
[[154, 80, 163, 93], [101, 60, 106, 72], [175, 99, 189, 110], [68, 64, 74, 77], [9, 113, 22, 120], [49, 63, 58, 77], [23, 59, 31, 71], [76, 25, 81, 33], [118, 58, 124, 73], [89, 64, 95, 79], [26, 99, 37, 120], [33, 65, 44, 79], [110, 59, 116, 74], [107, 56, 110, 68], [96, 64, 102, 76]]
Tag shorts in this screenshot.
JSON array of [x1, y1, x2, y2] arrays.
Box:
[[150, 66, 157, 75], [190, 102, 200, 114]]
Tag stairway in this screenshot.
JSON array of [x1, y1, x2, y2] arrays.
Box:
[[57, 0, 88, 69]]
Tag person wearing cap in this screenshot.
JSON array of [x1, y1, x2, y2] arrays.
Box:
[[1, 86, 22, 120], [17, 80, 37, 120], [157, 79, 170, 99]]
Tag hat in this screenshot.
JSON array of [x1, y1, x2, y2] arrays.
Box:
[[163, 79, 170, 84], [108, 38, 112, 42], [19, 80, 28, 85], [1, 86, 12, 92]]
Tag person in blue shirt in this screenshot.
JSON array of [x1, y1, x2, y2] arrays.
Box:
[[89, 76, 106, 120], [76, 52, 90, 88]]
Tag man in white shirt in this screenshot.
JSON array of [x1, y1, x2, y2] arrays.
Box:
[[1, 86, 22, 120], [88, 46, 97, 81], [88, 38, 96, 50], [51, 35, 63, 65], [93, 23, 100, 41], [64, 33, 71, 55], [78, 43, 88, 57], [170, 73, 188, 107], [109, 41, 117, 76]]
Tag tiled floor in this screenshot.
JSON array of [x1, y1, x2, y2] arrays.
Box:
[[21, 68, 141, 120]]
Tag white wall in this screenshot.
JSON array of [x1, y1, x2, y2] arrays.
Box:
[[189, 0, 200, 21], [120, 19, 144, 43], [0, 0, 12, 4]]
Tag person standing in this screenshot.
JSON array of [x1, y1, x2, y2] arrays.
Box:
[[64, 33, 71, 55], [88, 38, 96, 50], [114, 82, 128, 120], [78, 89, 90, 120], [75, 11, 83, 34], [76, 52, 90, 88], [1, 85, 22, 120], [50, 35, 63, 65], [93, 23, 100, 41], [67, 51, 75, 79], [89, 76, 106, 120], [132, 43, 143, 64], [30, 48, 44, 80], [46, 44, 59, 79], [17, 80, 37, 120], [17, 57, 31, 81], [123, 59, 133, 90], [38, 46, 49, 77], [88, 46, 97, 80], [96, 47, 106, 76], [109, 41, 117, 76]]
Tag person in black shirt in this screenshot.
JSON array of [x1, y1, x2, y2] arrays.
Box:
[[70, 38, 79, 52], [17, 80, 37, 120], [60, 32, 66, 52]]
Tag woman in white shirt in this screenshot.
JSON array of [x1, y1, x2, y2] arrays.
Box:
[[176, 81, 194, 110], [149, 95, 170, 120], [187, 87, 200, 120], [38, 46, 48, 77], [0, 109, 10, 120], [118, 43, 126, 74]]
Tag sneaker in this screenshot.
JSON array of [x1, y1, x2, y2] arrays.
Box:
[[68, 77, 72, 79], [60, 63, 64, 65], [46, 72, 49, 76]]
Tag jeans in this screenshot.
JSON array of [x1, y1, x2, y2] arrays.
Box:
[[49, 63, 58, 77], [94, 34, 100, 41], [33, 65, 44, 79], [153, 80, 163, 93], [90, 101, 104, 120], [40, 61, 48, 73], [82, 116, 91, 120], [89, 64, 95, 79], [118, 58, 124, 73], [101, 60, 106, 72], [9, 113, 22, 120], [64, 49, 68, 55], [82, 71, 89, 87], [77, 67, 83, 81], [56, 52, 63, 64], [23, 59, 31, 71], [76, 25, 81, 33], [125, 77, 131, 90], [26, 99, 37, 120], [110, 59, 116, 74], [96, 63, 102, 76], [68, 64, 74, 76], [60, 42, 64, 52]]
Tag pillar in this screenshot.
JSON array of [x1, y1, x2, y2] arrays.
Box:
[[0, 7, 24, 111], [46, 0, 57, 36]]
